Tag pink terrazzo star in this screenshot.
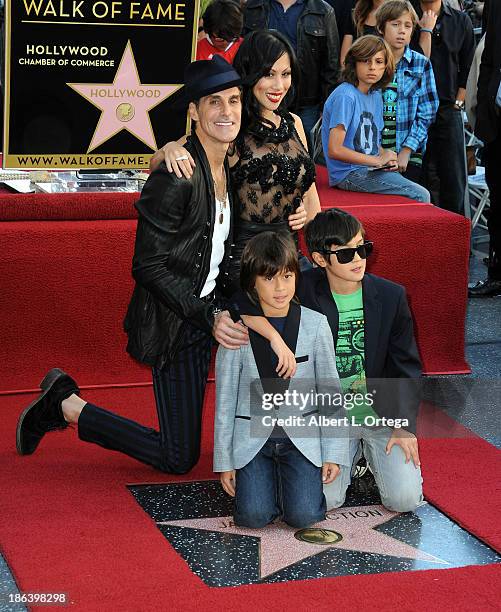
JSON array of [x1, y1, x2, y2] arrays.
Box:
[[67, 41, 180, 151], [160, 504, 448, 578]]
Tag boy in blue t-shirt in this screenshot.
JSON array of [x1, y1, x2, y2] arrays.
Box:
[[322, 35, 430, 203]]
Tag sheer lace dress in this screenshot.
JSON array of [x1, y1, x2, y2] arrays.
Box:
[[230, 111, 315, 224]]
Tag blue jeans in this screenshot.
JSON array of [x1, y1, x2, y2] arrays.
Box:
[[337, 167, 431, 203], [323, 427, 423, 513], [234, 437, 326, 529], [297, 105, 320, 154]]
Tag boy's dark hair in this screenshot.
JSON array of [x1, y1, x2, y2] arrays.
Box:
[[375, 0, 418, 33], [203, 0, 243, 42], [240, 231, 300, 300], [305, 208, 365, 256], [342, 35, 395, 91]]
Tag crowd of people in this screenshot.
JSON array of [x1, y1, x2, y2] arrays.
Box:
[[196, 0, 475, 211], [193, 0, 498, 295], [16, 0, 500, 532]]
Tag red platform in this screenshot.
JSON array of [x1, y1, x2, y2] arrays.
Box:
[[0, 174, 470, 393]]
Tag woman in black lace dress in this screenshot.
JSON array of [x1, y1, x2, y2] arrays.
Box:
[[156, 30, 321, 292]]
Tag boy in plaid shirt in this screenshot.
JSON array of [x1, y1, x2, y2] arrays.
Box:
[[376, 0, 439, 184]]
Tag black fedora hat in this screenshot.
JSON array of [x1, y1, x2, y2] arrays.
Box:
[[175, 55, 242, 107]]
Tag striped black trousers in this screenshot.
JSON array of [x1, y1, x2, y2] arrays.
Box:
[[77, 323, 213, 474]]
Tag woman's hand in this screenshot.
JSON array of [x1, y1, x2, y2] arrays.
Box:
[[288, 202, 308, 231], [220, 470, 236, 496], [162, 142, 196, 179], [270, 333, 297, 379]]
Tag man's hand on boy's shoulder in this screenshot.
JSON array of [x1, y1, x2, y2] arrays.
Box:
[[386, 428, 421, 468], [322, 462, 340, 484], [213, 311, 249, 349]]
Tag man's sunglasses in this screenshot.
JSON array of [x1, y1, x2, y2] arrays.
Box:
[[323, 241, 374, 264]]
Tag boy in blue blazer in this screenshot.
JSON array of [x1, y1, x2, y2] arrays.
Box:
[[214, 232, 350, 529]]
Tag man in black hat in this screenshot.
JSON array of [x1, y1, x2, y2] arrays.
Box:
[[16, 56, 249, 474], [468, 0, 501, 297]]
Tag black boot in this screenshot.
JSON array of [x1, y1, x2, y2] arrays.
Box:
[[468, 247, 501, 297], [16, 369, 80, 455]]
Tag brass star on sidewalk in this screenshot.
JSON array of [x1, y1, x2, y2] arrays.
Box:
[[68, 41, 180, 152]]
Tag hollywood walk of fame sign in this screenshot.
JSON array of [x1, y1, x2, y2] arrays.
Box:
[[3, 0, 198, 169]]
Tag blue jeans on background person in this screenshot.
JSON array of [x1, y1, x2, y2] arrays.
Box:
[[336, 167, 431, 203], [323, 427, 423, 513], [234, 437, 326, 529], [297, 104, 320, 154]]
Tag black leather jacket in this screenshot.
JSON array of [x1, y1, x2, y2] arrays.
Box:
[[243, 0, 340, 109], [124, 133, 234, 369]]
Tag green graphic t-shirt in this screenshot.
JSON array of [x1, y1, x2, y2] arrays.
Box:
[[332, 288, 378, 425], [382, 75, 422, 167]]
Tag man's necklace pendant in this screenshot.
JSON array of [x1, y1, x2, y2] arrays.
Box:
[[219, 211, 224, 224]]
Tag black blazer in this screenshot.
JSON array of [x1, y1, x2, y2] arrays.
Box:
[[299, 269, 422, 433], [297, 270, 421, 377], [476, 0, 501, 144], [234, 270, 422, 432]]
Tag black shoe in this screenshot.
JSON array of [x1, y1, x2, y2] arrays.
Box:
[[468, 278, 501, 297], [16, 368, 79, 455]]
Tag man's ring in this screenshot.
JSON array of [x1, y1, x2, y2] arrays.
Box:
[[175, 155, 189, 161]]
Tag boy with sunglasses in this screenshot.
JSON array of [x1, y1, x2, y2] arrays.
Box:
[[237, 208, 423, 512], [303, 208, 423, 512]]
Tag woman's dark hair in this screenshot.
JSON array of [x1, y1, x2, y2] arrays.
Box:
[[353, 0, 376, 37], [342, 35, 395, 91], [233, 30, 300, 140], [240, 231, 300, 301], [305, 208, 365, 256], [202, 0, 243, 42]]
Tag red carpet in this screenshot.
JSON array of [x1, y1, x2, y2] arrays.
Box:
[[1, 387, 500, 611], [0, 179, 481, 607], [0, 181, 470, 394]]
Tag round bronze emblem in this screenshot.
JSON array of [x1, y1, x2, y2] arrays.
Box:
[[294, 528, 343, 545], [116, 103, 135, 122]]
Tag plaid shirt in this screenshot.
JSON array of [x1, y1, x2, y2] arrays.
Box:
[[389, 46, 439, 154]]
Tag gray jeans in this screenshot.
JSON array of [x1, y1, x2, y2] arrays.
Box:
[[324, 427, 424, 513]]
